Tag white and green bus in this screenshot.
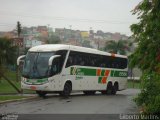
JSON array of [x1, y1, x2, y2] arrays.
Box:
[[17, 44, 128, 97]]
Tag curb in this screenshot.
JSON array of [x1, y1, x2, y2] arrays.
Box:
[[0, 93, 36, 95], [0, 96, 38, 104]]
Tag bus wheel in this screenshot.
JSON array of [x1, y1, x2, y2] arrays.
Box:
[[106, 83, 113, 95], [36, 91, 47, 98], [106, 84, 117, 95], [61, 83, 72, 97], [83, 91, 96, 95], [112, 83, 118, 95]]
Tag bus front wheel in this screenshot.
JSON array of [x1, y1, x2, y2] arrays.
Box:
[[61, 82, 72, 97]]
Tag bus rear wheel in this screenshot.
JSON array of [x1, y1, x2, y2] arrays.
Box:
[[106, 83, 117, 95], [83, 91, 96, 95], [111, 86, 116, 95], [111, 84, 118, 95]]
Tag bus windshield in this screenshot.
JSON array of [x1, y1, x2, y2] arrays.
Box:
[[22, 52, 54, 79]]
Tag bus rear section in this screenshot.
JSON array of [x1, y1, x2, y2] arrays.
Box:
[[62, 50, 128, 95]]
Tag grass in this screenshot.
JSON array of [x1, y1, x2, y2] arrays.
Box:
[[0, 80, 35, 94], [0, 80, 20, 93], [0, 70, 34, 102], [0, 70, 35, 94], [0, 70, 19, 93], [0, 95, 28, 102], [127, 80, 141, 89]]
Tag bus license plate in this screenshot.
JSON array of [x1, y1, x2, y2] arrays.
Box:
[[30, 86, 36, 90]]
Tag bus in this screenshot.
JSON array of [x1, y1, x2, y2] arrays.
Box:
[[17, 44, 128, 97]]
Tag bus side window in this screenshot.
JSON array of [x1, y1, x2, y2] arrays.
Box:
[[50, 57, 60, 76], [80, 60, 85, 66], [66, 56, 73, 67], [56, 50, 67, 70]]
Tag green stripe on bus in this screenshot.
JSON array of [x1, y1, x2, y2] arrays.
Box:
[[71, 67, 96, 76], [70, 67, 127, 77], [98, 77, 102, 83], [110, 70, 127, 77], [101, 70, 105, 76]]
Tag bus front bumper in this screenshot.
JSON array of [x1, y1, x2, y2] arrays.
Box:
[[21, 81, 51, 91]]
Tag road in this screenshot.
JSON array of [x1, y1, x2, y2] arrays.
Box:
[[0, 89, 140, 120]]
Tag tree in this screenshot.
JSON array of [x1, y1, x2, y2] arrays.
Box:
[[48, 33, 61, 44], [82, 40, 92, 48], [104, 40, 129, 55], [0, 37, 21, 93], [0, 38, 17, 68], [130, 0, 160, 114]]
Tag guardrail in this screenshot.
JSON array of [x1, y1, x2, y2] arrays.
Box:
[[127, 77, 140, 81]]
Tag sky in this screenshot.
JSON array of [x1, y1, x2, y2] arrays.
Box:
[[0, 0, 142, 35]]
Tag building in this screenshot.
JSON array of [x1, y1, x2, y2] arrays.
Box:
[[25, 39, 43, 48]]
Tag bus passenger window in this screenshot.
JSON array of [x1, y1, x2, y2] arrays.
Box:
[[66, 56, 73, 67], [80, 60, 85, 66]]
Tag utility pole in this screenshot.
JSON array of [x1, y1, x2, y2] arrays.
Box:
[[47, 24, 50, 43], [17, 21, 22, 38], [17, 21, 22, 56], [97, 39, 100, 50], [16, 21, 22, 82]]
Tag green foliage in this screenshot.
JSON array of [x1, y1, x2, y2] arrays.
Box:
[[48, 34, 61, 44], [0, 37, 17, 66], [0, 37, 17, 77], [130, 0, 160, 71], [82, 40, 92, 48], [130, 0, 160, 114], [104, 40, 129, 55], [134, 72, 160, 114]]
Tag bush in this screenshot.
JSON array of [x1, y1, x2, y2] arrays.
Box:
[[134, 72, 160, 114]]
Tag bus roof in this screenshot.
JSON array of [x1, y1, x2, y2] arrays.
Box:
[[29, 44, 127, 58]]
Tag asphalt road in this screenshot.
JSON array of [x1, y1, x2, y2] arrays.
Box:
[[0, 89, 140, 120]]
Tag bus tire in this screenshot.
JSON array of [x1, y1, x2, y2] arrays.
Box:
[[112, 83, 118, 95], [106, 82, 113, 95], [111, 86, 117, 95], [83, 91, 96, 95], [36, 91, 47, 98], [61, 82, 72, 97]]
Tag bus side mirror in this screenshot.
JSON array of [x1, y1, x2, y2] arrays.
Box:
[[17, 55, 26, 66], [48, 55, 61, 66]]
